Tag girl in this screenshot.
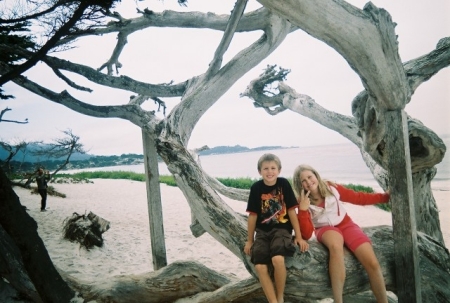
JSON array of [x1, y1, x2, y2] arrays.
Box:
[[292, 164, 389, 303]]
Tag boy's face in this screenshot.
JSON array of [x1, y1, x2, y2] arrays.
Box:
[[259, 160, 280, 186]]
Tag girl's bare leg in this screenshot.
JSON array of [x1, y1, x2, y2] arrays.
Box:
[[354, 243, 388, 303], [321, 230, 345, 303]]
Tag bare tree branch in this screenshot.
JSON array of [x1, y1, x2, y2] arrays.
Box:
[[32, 129, 86, 177], [258, 0, 410, 110], [206, 0, 248, 77], [403, 37, 450, 94], [0, 107, 28, 124], [55, 7, 272, 47], [0, 64, 158, 129], [166, 12, 291, 145]]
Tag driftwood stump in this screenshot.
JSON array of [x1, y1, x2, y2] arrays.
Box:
[[62, 212, 110, 249]]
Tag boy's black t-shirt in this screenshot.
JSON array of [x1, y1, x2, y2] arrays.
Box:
[[246, 177, 298, 233]]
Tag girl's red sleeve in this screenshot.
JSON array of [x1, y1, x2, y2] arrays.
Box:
[[335, 184, 390, 206], [297, 210, 314, 240]]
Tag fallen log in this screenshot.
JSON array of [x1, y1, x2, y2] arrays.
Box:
[[61, 261, 232, 303], [59, 226, 449, 302]]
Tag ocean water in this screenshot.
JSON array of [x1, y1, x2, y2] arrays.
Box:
[[71, 141, 450, 191]]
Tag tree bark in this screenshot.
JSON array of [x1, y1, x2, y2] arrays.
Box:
[[0, 225, 41, 302], [0, 167, 76, 302], [61, 261, 234, 303], [413, 168, 445, 244], [384, 110, 421, 301]]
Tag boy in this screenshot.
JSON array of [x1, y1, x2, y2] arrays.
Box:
[[244, 153, 308, 303]]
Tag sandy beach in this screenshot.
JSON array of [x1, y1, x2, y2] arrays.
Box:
[[12, 179, 450, 298]]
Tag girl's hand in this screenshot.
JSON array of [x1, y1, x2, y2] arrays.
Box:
[[294, 236, 309, 252], [298, 190, 311, 211]]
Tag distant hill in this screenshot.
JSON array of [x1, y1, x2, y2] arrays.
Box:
[[0, 142, 91, 162], [1, 144, 297, 172], [198, 145, 296, 156]]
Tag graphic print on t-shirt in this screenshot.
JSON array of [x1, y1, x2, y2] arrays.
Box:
[[260, 187, 288, 225]]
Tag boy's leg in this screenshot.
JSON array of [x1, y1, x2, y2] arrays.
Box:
[[252, 230, 277, 303], [255, 264, 278, 303], [272, 255, 286, 303], [270, 229, 295, 303]]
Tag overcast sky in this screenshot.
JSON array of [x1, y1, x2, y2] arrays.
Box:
[[2, 0, 449, 155]]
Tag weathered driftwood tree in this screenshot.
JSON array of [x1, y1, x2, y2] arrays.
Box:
[[1, 0, 449, 302]]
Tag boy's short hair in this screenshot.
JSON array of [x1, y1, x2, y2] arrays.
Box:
[[257, 153, 282, 172]]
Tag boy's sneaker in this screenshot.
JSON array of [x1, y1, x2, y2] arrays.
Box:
[[41, 209, 47, 212]]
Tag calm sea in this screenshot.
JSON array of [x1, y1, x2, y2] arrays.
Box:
[[69, 140, 450, 191]]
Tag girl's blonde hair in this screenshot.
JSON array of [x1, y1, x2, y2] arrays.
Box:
[[292, 164, 333, 198]]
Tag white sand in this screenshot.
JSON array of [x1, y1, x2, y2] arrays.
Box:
[[14, 180, 250, 281], [13, 180, 449, 284]]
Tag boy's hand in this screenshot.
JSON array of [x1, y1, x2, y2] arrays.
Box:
[[294, 236, 309, 252], [244, 241, 253, 256]]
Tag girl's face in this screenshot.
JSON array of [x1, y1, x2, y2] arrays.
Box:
[[259, 160, 280, 186], [299, 169, 318, 193]]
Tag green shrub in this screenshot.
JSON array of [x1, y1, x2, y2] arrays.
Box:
[[217, 177, 258, 189], [159, 175, 177, 187], [56, 171, 146, 182], [342, 183, 374, 193]]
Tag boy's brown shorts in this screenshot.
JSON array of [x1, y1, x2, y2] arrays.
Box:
[[250, 228, 296, 265]]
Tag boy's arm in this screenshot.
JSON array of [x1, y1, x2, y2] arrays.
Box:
[[244, 213, 257, 256], [288, 208, 309, 252]]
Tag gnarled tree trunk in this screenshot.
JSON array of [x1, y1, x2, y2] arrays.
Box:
[[0, 0, 449, 301]]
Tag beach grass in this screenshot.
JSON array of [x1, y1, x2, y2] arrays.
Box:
[[53, 171, 390, 211], [54, 171, 259, 189], [56, 171, 147, 182]]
